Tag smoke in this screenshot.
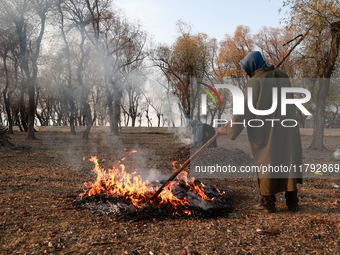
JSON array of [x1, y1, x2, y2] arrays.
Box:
[[141, 168, 167, 182], [167, 125, 191, 145]]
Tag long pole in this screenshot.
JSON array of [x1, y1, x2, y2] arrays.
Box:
[[275, 25, 313, 69], [148, 121, 229, 202]]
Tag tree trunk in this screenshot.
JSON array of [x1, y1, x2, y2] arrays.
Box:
[[13, 108, 23, 132], [112, 102, 120, 135], [58, 1, 76, 135], [2, 52, 14, 134], [82, 102, 93, 139], [296, 110, 305, 128], [17, 20, 30, 134], [131, 114, 136, 127], [106, 89, 115, 133], [166, 84, 175, 127], [123, 111, 130, 127], [76, 24, 92, 138], [19, 92, 28, 132], [69, 99, 76, 135], [26, 80, 36, 140], [111, 92, 121, 135], [310, 21, 340, 150], [309, 79, 330, 150], [4, 100, 13, 134], [19, 6, 46, 140], [157, 113, 161, 127]]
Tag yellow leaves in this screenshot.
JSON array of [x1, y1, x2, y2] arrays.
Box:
[[288, 0, 339, 30], [171, 32, 212, 78], [216, 25, 253, 80]]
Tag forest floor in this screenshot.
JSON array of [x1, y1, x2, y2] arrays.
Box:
[[0, 127, 339, 255]]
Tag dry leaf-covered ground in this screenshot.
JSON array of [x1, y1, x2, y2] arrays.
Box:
[[1, 127, 339, 255]]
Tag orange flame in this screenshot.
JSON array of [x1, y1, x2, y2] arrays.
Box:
[[80, 155, 215, 214]]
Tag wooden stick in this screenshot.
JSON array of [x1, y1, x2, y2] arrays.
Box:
[[147, 121, 230, 202], [275, 25, 313, 69]]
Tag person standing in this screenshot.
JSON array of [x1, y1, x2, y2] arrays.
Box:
[[216, 51, 302, 213], [190, 120, 217, 148]]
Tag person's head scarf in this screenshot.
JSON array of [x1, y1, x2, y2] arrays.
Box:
[[239, 51, 268, 77]]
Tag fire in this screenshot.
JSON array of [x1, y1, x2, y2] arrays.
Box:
[[80, 155, 154, 208], [79, 150, 220, 215], [169, 161, 215, 202]]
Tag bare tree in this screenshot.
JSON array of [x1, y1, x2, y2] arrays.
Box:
[[0, 28, 20, 134], [57, 0, 76, 134], [0, 0, 52, 139], [255, 26, 297, 75], [60, 0, 95, 138], [142, 85, 165, 127], [121, 71, 145, 127], [83, 1, 147, 134]]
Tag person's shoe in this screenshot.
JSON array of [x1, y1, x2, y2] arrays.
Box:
[[266, 208, 277, 213], [252, 203, 276, 213], [288, 205, 299, 212], [252, 203, 266, 210], [285, 191, 299, 212]]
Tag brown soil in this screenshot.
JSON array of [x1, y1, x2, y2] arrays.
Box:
[[0, 128, 339, 254]]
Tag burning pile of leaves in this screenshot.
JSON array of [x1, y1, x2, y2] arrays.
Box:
[[75, 151, 232, 221]]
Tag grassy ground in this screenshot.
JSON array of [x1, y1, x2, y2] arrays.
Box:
[[0, 127, 339, 254]]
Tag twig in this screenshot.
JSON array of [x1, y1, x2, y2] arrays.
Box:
[[275, 25, 313, 69], [283, 34, 303, 46]]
